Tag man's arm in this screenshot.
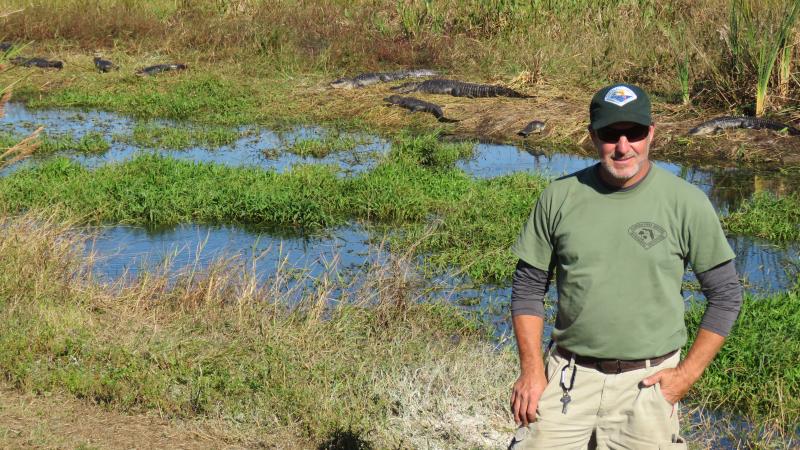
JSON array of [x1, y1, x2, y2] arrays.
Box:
[[510, 259, 551, 426], [511, 314, 547, 426], [642, 260, 743, 402]]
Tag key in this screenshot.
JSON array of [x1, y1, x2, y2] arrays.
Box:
[[560, 392, 571, 414]]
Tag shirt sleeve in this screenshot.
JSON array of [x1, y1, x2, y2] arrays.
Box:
[[695, 259, 743, 336], [511, 259, 552, 317], [511, 189, 556, 271], [683, 192, 736, 273]]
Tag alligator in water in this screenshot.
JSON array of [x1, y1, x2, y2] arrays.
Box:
[[93, 57, 117, 73], [330, 69, 437, 89], [10, 57, 63, 69], [136, 63, 187, 76], [518, 120, 546, 137], [384, 95, 458, 122], [391, 79, 528, 98], [688, 116, 800, 136]]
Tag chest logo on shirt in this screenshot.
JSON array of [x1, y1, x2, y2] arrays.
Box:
[[628, 222, 667, 249]]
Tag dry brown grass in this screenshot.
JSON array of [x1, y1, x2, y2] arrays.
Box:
[[0, 211, 518, 449], [0, 125, 42, 170]]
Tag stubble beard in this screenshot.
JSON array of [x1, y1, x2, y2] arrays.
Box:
[[600, 155, 643, 182]]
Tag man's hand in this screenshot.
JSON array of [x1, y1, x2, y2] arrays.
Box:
[[511, 370, 548, 426], [642, 329, 728, 405], [640, 366, 695, 404]]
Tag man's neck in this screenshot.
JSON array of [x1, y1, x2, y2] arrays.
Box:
[[598, 160, 651, 190]]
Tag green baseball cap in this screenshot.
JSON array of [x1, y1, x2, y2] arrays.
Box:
[[589, 84, 651, 130]]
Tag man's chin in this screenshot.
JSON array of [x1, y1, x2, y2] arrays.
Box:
[[601, 162, 639, 181]]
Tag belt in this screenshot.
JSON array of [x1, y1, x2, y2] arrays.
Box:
[[556, 346, 679, 374]]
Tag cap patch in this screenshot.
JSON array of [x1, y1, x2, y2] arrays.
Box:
[[604, 86, 637, 107]]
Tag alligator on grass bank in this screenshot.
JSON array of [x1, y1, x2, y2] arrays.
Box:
[[384, 95, 458, 123], [330, 69, 438, 89], [688, 116, 800, 136], [10, 57, 63, 69], [93, 57, 117, 73], [391, 79, 528, 98], [518, 120, 546, 137], [136, 63, 187, 76]]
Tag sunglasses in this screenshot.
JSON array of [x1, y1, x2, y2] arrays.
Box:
[[596, 124, 650, 143]]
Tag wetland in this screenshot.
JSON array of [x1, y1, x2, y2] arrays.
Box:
[[1, 1, 800, 448]]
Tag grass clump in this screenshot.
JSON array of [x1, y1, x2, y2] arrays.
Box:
[[0, 155, 348, 229], [284, 133, 361, 158], [389, 130, 475, 169], [0, 212, 515, 449], [121, 122, 240, 149], [722, 192, 800, 242], [684, 286, 800, 434], [1, 131, 110, 155]]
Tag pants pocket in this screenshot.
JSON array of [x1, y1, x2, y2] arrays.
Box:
[[654, 382, 675, 408]]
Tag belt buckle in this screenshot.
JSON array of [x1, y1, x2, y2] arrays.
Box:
[[597, 359, 622, 374]]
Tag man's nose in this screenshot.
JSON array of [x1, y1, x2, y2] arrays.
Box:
[[615, 135, 630, 153]]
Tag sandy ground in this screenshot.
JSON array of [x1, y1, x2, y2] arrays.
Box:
[[0, 384, 246, 449]]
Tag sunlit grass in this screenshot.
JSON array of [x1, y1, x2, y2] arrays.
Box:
[[722, 192, 800, 242]]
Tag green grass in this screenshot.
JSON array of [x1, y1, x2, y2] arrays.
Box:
[[14, 75, 262, 126], [684, 286, 800, 433], [722, 192, 800, 242], [118, 122, 241, 149]]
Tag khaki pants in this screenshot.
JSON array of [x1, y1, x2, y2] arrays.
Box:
[[509, 347, 687, 450]]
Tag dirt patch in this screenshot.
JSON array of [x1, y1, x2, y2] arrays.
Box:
[[0, 384, 303, 449]]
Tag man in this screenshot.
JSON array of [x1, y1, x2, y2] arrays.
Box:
[[507, 84, 743, 449]]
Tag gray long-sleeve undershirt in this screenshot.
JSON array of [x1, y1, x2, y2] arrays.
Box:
[[511, 258, 743, 337]]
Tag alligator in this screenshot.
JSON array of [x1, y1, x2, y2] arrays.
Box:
[[136, 63, 187, 76], [384, 95, 458, 122], [330, 69, 437, 89], [93, 56, 117, 73], [10, 57, 63, 69], [518, 120, 546, 137], [391, 79, 528, 98], [688, 116, 800, 136]]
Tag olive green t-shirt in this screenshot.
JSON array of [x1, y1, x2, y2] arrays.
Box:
[[511, 163, 735, 359]]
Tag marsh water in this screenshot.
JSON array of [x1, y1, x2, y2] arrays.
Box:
[[3, 102, 797, 296], [3, 102, 799, 445]]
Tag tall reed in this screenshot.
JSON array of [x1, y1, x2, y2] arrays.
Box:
[[730, 0, 800, 115]]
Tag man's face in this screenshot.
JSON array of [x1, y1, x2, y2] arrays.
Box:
[[591, 122, 654, 184]]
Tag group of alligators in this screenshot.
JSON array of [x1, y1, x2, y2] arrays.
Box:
[[331, 68, 800, 139], [3, 43, 799, 140], [1, 42, 186, 76]]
